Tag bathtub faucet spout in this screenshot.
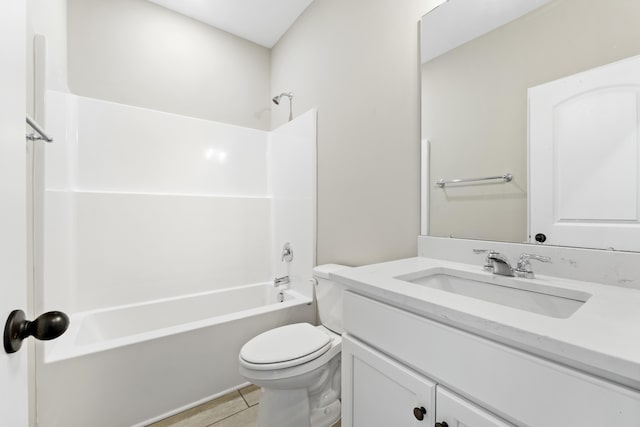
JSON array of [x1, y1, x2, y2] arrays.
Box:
[[274, 276, 290, 288]]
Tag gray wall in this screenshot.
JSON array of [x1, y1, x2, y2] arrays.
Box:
[[271, 0, 440, 266], [67, 0, 272, 130]]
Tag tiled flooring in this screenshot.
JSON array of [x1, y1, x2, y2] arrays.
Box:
[[147, 385, 341, 427]]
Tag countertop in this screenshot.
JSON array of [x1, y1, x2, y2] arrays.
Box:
[[331, 256, 640, 390]]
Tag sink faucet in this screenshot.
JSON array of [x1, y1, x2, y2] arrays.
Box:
[[486, 251, 515, 277], [473, 249, 514, 276], [474, 249, 551, 278]]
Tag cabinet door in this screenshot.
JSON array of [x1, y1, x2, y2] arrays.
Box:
[[435, 387, 513, 427], [342, 335, 436, 427]]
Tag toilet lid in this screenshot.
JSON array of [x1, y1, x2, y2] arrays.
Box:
[[240, 323, 331, 368]]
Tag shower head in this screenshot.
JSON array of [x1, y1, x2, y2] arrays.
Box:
[[271, 92, 294, 122], [272, 92, 293, 105]]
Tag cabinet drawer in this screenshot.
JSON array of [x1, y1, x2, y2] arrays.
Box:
[[436, 387, 513, 427], [344, 291, 640, 426]]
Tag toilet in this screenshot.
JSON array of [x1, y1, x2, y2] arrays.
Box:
[[238, 264, 350, 427]]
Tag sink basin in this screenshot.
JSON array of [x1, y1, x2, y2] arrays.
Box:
[[396, 268, 591, 318]]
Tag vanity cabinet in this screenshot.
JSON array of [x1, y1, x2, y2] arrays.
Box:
[[341, 290, 640, 426], [342, 335, 511, 427]]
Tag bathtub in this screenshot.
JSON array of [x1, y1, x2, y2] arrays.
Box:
[[36, 283, 314, 427]]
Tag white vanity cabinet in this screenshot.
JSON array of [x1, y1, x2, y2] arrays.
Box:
[[342, 335, 511, 427], [341, 290, 640, 426]]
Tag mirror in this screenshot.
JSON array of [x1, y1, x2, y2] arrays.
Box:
[[421, 0, 640, 249]]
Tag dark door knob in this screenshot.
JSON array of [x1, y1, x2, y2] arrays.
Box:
[[413, 406, 427, 421], [4, 309, 70, 353], [435, 422, 449, 427]]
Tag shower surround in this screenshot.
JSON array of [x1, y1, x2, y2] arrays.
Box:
[[35, 91, 317, 426]]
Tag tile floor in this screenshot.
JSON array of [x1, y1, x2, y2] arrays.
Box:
[[147, 385, 341, 427]]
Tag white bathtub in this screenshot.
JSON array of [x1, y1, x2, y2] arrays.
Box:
[[36, 283, 314, 427]]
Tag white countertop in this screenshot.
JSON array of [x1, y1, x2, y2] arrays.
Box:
[[331, 256, 640, 390]]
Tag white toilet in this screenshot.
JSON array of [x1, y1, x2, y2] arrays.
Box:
[[238, 264, 349, 427]]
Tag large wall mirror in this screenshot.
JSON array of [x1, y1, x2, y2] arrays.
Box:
[[421, 0, 640, 250]]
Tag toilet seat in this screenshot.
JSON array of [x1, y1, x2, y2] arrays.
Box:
[[239, 323, 332, 371]]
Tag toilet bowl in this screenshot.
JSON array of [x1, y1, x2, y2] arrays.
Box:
[[238, 264, 350, 427]]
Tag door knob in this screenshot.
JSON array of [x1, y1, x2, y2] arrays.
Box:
[[435, 422, 449, 427], [4, 309, 69, 353]]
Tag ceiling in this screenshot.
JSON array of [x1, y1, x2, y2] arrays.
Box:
[[147, 0, 315, 48]]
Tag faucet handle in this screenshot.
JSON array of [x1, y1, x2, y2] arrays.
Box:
[[515, 253, 551, 278], [281, 242, 293, 263], [518, 252, 551, 264]]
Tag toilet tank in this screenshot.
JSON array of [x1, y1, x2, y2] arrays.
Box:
[[313, 264, 351, 334]]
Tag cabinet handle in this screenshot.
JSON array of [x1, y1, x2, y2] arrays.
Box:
[[435, 422, 449, 427], [413, 406, 427, 421]]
